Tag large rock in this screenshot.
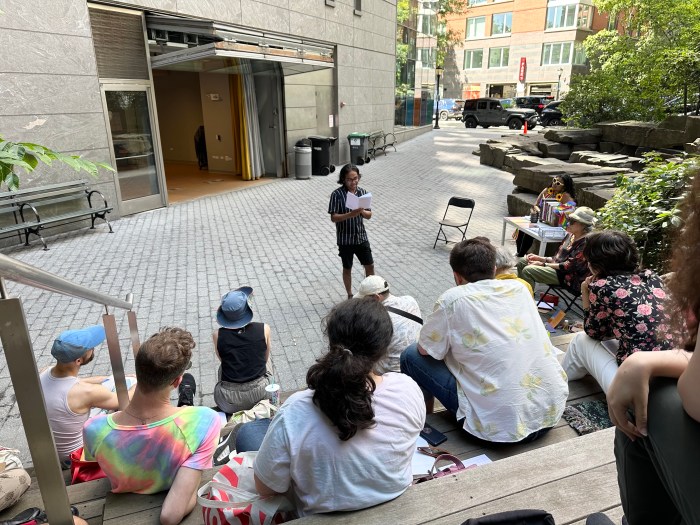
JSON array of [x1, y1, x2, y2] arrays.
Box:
[[569, 151, 644, 170], [572, 144, 599, 152], [684, 116, 700, 142], [595, 121, 687, 149], [599, 141, 623, 154], [543, 128, 603, 144], [685, 138, 700, 154], [507, 191, 538, 217], [579, 186, 616, 210], [514, 164, 629, 194], [487, 136, 543, 156], [537, 140, 574, 160]]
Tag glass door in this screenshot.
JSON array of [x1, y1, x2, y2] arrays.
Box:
[[102, 85, 166, 215]]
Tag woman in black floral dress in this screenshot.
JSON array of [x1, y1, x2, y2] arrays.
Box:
[[562, 230, 674, 393]]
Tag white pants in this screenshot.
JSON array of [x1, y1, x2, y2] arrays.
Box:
[[562, 333, 619, 394]]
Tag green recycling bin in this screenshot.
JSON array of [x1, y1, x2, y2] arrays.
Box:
[[347, 132, 371, 165]]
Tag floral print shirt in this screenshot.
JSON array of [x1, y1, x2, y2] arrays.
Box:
[[553, 234, 590, 295], [585, 270, 674, 365]]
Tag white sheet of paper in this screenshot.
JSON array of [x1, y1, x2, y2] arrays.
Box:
[[411, 436, 492, 475], [345, 192, 372, 210]]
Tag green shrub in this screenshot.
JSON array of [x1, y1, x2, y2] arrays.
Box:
[[596, 156, 694, 271]]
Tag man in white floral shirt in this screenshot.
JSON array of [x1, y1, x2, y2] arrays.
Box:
[[400, 238, 568, 443]]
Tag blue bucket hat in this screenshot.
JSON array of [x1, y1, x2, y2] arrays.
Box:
[[216, 287, 254, 329], [51, 325, 106, 363]]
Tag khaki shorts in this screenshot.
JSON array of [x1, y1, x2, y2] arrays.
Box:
[[214, 373, 270, 415]]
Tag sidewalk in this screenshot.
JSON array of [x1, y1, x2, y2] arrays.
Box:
[[0, 124, 519, 461]]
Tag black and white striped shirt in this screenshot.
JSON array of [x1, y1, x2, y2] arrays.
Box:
[[328, 186, 370, 246]]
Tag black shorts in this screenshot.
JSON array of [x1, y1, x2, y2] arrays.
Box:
[[338, 241, 373, 269]]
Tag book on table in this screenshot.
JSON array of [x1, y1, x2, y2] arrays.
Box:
[[345, 192, 372, 210]]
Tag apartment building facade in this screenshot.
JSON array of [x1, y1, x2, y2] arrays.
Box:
[[444, 0, 611, 100]]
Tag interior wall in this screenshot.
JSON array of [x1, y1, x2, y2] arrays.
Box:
[[153, 70, 203, 164], [284, 68, 336, 175], [199, 73, 236, 173]]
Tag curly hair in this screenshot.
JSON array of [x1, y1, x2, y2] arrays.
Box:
[[668, 170, 700, 350], [307, 298, 392, 441], [559, 174, 576, 201], [135, 327, 195, 392], [583, 230, 640, 278]]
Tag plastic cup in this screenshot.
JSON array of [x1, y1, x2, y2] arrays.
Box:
[[265, 383, 281, 406]]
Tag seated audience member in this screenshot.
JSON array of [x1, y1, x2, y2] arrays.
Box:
[[354, 275, 422, 373], [83, 327, 220, 525], [494, 246, 533, 297], [607, 170, 700, 525], [401, 238, 568, 443], [234, 298, 425, 516], [40, 326, 136, 464], [516, 206, 596, 295], [213, 287, 271, 414], [562, 231, 674, 393], [516, 174, 577, 257]]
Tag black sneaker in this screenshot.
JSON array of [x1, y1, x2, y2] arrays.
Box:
[[178, 373, 196, 407]]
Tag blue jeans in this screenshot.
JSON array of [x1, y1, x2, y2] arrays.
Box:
[[235, 418, 271, 452], [400, 343, 459, 413]]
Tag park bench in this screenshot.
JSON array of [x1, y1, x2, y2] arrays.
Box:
[[0, 181, 113, 250], [368, 130, 399, 160]]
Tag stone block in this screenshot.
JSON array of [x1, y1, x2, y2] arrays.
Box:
[[569, 151, 644, 170], [514, 164, 628, 194], [507, 191, 538, 217], [543, 128, 603, 144], [599, 141, 623, 154], [506, 155, 566, 173], [487, 136, 544, 156], [536, 140, 574, 160], [658, 115, 688, 131], [685, 116, 700, 142], [596, 121, 687, 149], [685, 138, 700, 154], [572, 144, 599, 152], [579, 186, 616, 210], [479, 143, 495, 166]]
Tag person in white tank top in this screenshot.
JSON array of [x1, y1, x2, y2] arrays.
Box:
[[39, 325, 135, 463]]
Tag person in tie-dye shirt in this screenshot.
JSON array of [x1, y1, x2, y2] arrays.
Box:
[[83, 327, 220, 525]]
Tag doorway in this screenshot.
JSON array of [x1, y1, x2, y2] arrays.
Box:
[[102, 85, 166, 215]]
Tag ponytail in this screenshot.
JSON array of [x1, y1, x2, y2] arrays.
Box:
[[307, 298, 392, 441]]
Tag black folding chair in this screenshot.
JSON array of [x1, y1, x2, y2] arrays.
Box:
[[536, 284, 585, 317], [433, 197, 475, 249]]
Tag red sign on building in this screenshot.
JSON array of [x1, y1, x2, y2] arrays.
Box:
[[519, 57, 527, 82]]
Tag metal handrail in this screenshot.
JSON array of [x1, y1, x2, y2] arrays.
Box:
[[0, 253, 132, 310], [0, 253, 137, 525]]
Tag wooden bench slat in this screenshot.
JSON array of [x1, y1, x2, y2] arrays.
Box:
[[289, 428, 615, 524]]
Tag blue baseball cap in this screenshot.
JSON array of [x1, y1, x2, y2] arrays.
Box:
[[51, 325, 106, 363], [216, 287, 254, 329]]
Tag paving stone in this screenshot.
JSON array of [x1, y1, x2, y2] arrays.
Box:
[[0, 126, 522, 465]]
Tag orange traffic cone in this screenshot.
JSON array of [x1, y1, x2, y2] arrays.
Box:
[[524, 120, 528, 135]]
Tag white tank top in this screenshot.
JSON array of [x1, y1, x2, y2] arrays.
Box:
[[39, 369, 89, 460]]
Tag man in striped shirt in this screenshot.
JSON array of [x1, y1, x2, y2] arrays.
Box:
[[328, 164, 374, 298]]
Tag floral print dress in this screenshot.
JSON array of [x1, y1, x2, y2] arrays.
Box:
[[585, 269, 674, 365]]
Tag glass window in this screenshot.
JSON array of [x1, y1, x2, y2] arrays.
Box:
[[488, 46, 509, 68], [464, 49, 483, 69], [466, 16, 486, 39], [573, 42, 587, 65], [541, 42, 574, 65], [489, 101, 502, 110], [492, 12, 512, 35], [578, 4, 592, 29], [546, 2, 577, 30], [468, 0, 487, 5], [477, 100, 488, 110]]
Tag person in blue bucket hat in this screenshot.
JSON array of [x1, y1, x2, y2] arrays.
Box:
[[212, 286, 272, 417], [39, 325, 136, 465]]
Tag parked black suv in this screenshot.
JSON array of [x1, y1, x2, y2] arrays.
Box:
[[515, 96, 555, 114], [540, 100, 565, 126], [462, 98, 538, 130]]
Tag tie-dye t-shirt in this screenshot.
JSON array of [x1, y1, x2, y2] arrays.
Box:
[[83, 406, 220, 494]]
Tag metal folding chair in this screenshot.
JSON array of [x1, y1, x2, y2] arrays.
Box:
[[433, 197, 475, 249], [536, 284, 585, 317]]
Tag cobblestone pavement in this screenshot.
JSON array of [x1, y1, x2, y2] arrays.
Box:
[[0, 123, 523, 463]]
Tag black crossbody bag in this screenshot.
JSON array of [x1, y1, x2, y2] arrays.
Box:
[[385, 305, 423, 325]]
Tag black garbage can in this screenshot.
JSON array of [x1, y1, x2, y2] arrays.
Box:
[[348, 132, 370, 165], [294, 138, 312, 180], [308, 136, 337, 176]]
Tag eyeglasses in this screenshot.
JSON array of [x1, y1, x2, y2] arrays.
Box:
[[552, 179, 563, 185], [346, 177, 359, 182]]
